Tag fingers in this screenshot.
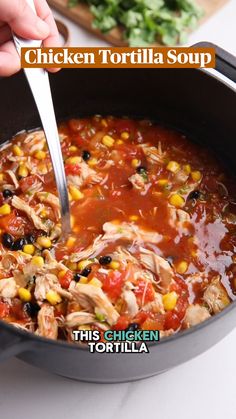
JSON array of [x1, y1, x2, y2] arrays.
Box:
[[0, 41, 20, 76], [34, 0, 61, 72], [0, 0, 49, 40], [0, 24, 12, 45]]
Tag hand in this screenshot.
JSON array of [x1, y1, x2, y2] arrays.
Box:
[[0, 0, 60, 76]]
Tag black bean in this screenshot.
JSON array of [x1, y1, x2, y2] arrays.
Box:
[[74, 273, 81, 282], [2, 233, 14, 249], [80, 267, 92, 277], [99, 255, 112, 265], [188, 190, 201, 200], [126, 323, 139, 332], [3, 189, 13, 199], [24, 302, 40, 317], [82, 150, 91, 161], [25, 234, 36, 244], [136, 166, 147, 174], [12, 237, 26, 251]]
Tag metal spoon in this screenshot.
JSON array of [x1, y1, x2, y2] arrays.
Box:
[[12, 0, 71, 236]]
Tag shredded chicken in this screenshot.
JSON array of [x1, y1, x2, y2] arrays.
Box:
[[139, 143, 166, 164], [37, 192, 60, 220], [122, 283, 139, 317], [36, 304, 58, 339], [11, 196, 49, 232], [143, 292, 165, 314], [67, 160, 102, 188], [6, 170, 19, 189], [168, 207, 191, 230], [128, 173, 146, 191], [24, 130, 46, 154], [103, 221, 162, 244], [184, 304, 210, 327], [65, 312, 95, 327], [203, 277, 230, 314], [34, 273, 72, 301], [0, 277, 17, 298], [70, 235, 106, 262], [139, 247, 174, 292], [71, 284, 119, 326]]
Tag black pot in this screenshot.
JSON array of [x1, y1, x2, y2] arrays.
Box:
[[0, 44, 236, 383]]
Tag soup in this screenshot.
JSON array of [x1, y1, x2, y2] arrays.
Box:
[[0, 116, 235, 341]]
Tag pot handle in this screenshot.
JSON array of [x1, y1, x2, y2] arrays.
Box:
[[0, 326, 33, 362], [193, 42, 236, 83]]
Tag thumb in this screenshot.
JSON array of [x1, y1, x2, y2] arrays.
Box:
[[0, 0, 50, 40]]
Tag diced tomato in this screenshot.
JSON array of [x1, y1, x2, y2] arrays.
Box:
[[19, 175, 39, 193], [0, 212, 27, 237], [9, 299, 28, 320], [132, 310, 149, 325], [141, 316, 164, 331], [113, 118, 136, 134], [68, 119, 85, 132], [0, 301, 10, 319], [113, 315, 131, 331], [134, 280, 155, 306], [65, 163, 81, 176], [165, 311, 181, 331], [115, 143, 142, 161], [102, 270, 123, 301], [59, 270, 74, 289]]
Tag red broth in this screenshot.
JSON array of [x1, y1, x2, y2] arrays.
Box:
[[0, 115, 236, 339]]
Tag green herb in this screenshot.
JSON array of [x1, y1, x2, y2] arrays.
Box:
[[68, 0, 203, 46]]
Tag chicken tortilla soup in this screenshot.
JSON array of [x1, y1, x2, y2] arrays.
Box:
[[0, 116, 236, 342]]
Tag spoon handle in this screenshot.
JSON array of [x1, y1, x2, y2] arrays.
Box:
[[13, 1, 71, 236]]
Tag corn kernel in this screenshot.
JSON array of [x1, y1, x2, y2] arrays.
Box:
[[66, 237, 76, 248], [89, 277, 102, 287], [0, 204, 11, 216], [31, 256, 44, 268], [109, 261, 120, 270], [157, 179, 169, 187], [176, 260, 188, 274], [66, 156, 81, 164], [102, 135, 115, 148], [191, 170, 202, 182], [121, 132, 129, 140], [78, 276, 88, 284], [38, 163, 48, 175], [78, 259, 91, 271], [183, 164, 191, 174], [129, 215, 139, 221], [69, 185, 84, 201], [166, 161, 180, 173], [0, 173, 4, 181], [34, 150, 46, 160], [70, 215, 75, 228], [116, 140, 124, 145], [46, 290, 62, 305], [58, 270, 67, 279], [18, 287, 31, 302], [18, 165, 28, 178], [79, 324, 92, 331], [131, 159, 140, 168], [23, 244, 35, 255], [88, 158, 98, 167], [101, 118, 108, 127], [69, 145, 78, 152], [163, 291, 178, 311], [40, 209, 48, 218], [169, 194, 185, 208], [13, 144, 23, 157], [36, 236, 52, 249], [67, 261, 77, 271]]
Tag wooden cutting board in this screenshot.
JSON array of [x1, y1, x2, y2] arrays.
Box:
[[48, 0, 229, 46]]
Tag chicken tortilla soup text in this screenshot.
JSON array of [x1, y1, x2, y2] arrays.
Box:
[[0, 116, 236, 342]]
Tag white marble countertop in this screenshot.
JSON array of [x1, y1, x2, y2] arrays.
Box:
[[1, 1, 236, 418]]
